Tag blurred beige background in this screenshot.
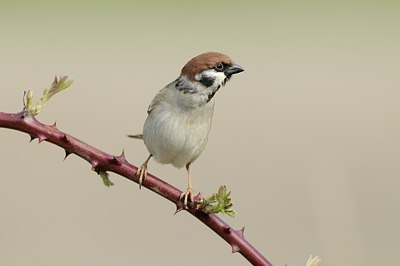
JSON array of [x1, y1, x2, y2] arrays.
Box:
[[0, 1, 399, 265]]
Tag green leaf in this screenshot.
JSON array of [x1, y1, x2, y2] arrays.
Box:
[[306, 255, 321, 266], [99, 171, 114, 187], [23, 75, 73, 116], [200, 185, 237, 217]]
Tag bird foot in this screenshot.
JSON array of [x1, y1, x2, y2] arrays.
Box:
[[179, 187, 194, 208], [135, 163, 148, 189]]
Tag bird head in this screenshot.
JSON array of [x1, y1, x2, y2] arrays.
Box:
[[176, 52, 244, 104]]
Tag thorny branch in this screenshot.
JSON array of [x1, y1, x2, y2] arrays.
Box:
[[0, 112, 271, 265], [0, 77, 272, 266]]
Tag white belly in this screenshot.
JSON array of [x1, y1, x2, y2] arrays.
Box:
[[143, 102, 214, 168]]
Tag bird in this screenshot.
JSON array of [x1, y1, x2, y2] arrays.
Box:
[[132, 52, 244, 207]]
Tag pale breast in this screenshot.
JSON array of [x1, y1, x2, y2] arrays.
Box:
[[143, 94, 215, 168]]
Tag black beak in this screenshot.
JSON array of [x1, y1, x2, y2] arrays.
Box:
[[225, 64, 245, 76]]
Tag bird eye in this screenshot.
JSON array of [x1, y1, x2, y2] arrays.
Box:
[[214, 63, 224, 71]]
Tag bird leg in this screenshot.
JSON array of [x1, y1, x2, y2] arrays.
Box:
[[180, 163, 194, 208], [136, 154, 152, 189]]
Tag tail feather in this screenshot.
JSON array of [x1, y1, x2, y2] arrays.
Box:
[[127, 134, 144, 140]]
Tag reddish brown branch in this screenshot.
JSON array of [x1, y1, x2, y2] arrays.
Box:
[[0, 111, 272, 266]]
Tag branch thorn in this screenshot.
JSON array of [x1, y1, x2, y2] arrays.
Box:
[[91, 161, 100, 173], [223, 225, 231, 234], [58, 133, 68, 142], [236, 226, 245, 238], [38, 135, 47, 143], [50, 121, 57, 129], [174, 202, 185, 215], [64, 150, 72, 160], [231, 244, 240, 253], [110, 155, 122, 166], [29, 135, 37, 143], [115, 149, 128, 163]]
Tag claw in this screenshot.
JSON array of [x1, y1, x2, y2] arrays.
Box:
[[179, 187, 194, 208], [136, 164, 147, 189], [135, 154, 152, 189]]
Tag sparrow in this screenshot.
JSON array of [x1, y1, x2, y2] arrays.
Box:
[[132, 52, 244, 207]]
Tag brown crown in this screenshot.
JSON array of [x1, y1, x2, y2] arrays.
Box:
[[181, 52, 234, 81]]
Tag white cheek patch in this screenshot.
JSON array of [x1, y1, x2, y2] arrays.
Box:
[[195, 70, 226, 88]]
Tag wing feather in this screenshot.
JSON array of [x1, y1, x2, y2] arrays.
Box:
[[146, 81, 175, 115]]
